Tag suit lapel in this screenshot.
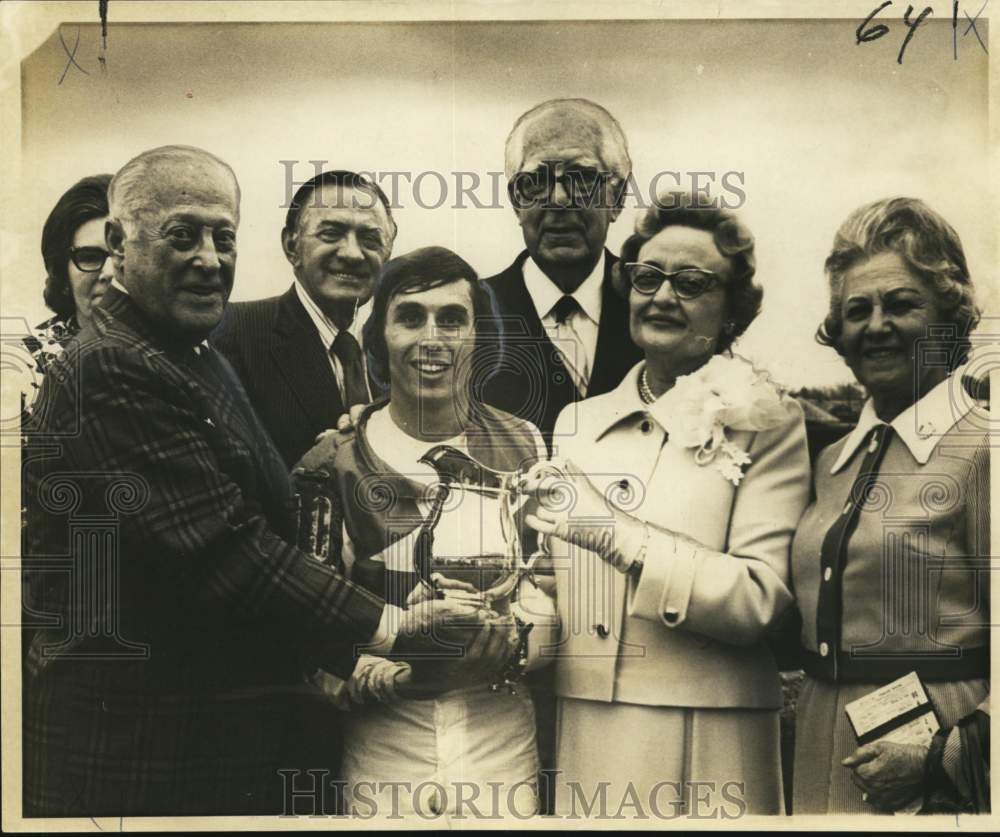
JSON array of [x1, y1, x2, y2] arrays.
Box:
[[491, 252, 545, 340], [590, 252, 640, 396], [271, 288, 345, 429]]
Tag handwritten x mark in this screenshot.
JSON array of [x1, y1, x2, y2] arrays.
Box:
[[58, 26, 89, 85], [963, 1, 989, 54]]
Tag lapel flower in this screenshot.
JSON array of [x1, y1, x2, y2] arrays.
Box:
[[649, 354, 793, 486]]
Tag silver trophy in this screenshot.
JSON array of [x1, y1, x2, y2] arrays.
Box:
[[413, 445, 542, 692]]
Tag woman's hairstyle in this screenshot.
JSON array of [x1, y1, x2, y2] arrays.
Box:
[[612, 196, 762, 355], [817, 197, 980, 368], [41, 173, 113, 319], [362, 246, 502, 394]]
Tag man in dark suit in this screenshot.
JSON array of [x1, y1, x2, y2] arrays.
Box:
[[21, 146, 497, 817], [479, 98, 643, 450], [212, 170, 396, 468]]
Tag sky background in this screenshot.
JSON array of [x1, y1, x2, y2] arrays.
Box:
[[11, 18, 993, 388]]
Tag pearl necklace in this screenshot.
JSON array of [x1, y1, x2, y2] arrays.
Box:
[[639, 368, 657, 405]]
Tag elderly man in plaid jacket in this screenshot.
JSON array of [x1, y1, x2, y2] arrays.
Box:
[[21, 146, 501, 817]]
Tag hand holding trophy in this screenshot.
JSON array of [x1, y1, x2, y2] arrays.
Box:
[[406, 444, 544, 693], [519, 457, 648, 575], [389, 593, 519, 699]]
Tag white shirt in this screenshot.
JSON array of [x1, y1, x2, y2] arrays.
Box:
[[294, 281, 372, 401], [522, 253, 605, 396], [829, 370, 975, 474]]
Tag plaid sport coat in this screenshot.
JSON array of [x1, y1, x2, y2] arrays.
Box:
[[22, 286, 384, 817]]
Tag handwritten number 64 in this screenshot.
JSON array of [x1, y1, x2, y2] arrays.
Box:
[[857, 2, 935, 64]]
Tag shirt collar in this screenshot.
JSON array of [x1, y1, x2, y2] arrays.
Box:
[[295, 281, 339, 348], [592, 361, 649, 441], [294, 281, 369, 349], [829, 371, 975, 474], [522, 251, 606, 326]]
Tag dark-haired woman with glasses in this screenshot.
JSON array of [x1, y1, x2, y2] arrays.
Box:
[[21, 177, 113, 662], [24, 174, 113, 380], [519, 198, 811, 814]]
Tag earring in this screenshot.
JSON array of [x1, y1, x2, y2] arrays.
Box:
[[723, 321, 736, 335]]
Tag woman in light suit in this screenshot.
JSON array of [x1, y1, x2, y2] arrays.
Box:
[[521, 199, 811, 815]]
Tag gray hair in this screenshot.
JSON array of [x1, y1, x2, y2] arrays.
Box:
[[109, 145, 241, 233], [816, 196, 980, 369], [504, 98, 631, 184]]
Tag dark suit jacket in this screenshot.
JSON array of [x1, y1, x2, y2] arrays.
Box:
[[479, 249, 643, 451], [22, 286, 384, 816], [211, 286, 348, 468]]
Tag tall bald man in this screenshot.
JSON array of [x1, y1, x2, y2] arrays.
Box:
[[22, 146, 488, 816], [479, 98, 642, 449]]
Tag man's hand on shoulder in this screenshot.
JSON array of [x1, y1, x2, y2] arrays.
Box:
[[294, 404, 368, 472]]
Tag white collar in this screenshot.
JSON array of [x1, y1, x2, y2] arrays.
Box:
[[592, 361, 648, 440], [294, 281, 369, 349], [829, 371, 976, 474], [522, 252, 605, 325]]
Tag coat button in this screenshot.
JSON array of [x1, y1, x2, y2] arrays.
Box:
[[663, 608, 679, 624], [640, 420, 652, 434], [819, 642, 830, 657], [594, 624, 610, 639], [823, 567, 832, 582]]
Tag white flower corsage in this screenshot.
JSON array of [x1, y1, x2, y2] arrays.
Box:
[[649, 354, 794, 486]]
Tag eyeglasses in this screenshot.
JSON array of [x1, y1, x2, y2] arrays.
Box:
[[68, 246, 111, 272], [623, 263, 723, 299], [508, 165, 615, 209]]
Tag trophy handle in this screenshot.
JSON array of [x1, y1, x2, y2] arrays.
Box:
[[412, 481, 450, 597], [418, 445, 515, 491]]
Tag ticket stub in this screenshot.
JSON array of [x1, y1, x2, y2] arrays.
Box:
[[845, 671, 939, 747]]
